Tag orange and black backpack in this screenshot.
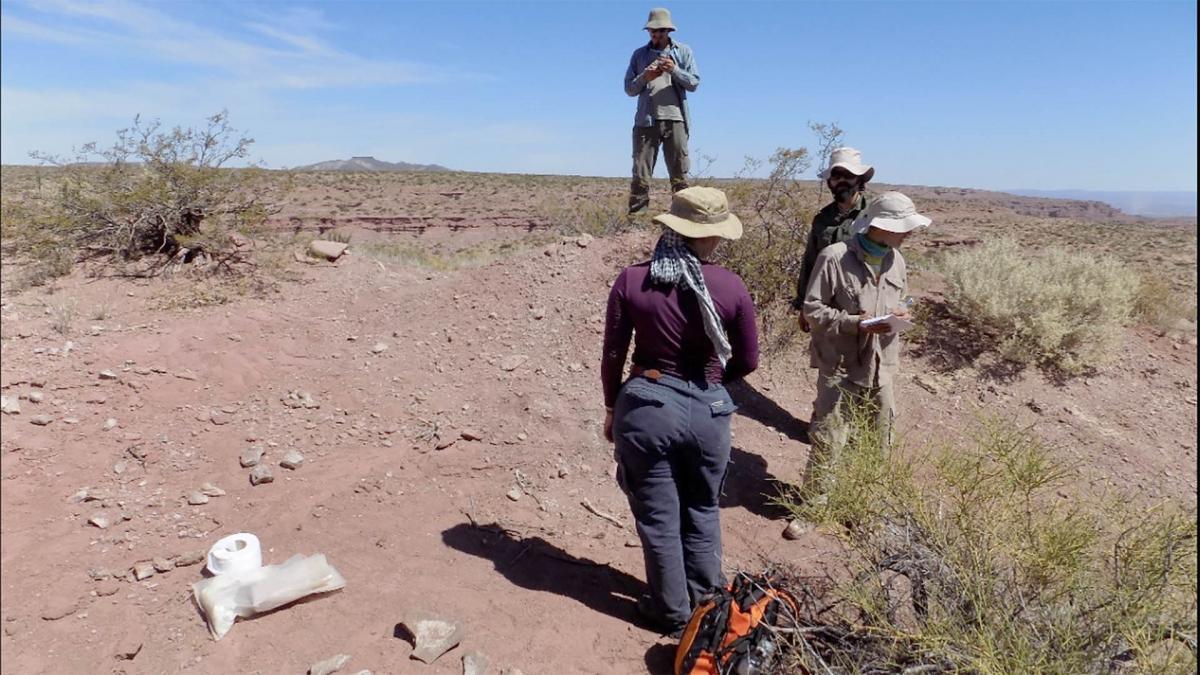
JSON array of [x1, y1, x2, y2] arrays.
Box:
[[674, 573, 801, 675]]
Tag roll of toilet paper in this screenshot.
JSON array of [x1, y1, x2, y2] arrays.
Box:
[[206, 533, 263, 576]]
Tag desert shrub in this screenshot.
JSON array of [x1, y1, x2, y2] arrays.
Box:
[[24, 111, 271, 277], [538, 193, 632, 237], [715, 147, 817, 350], [1132, 272, 1187, 333], [773, 408, 1198, 674], [1, 195, 76, 287], [940, 237, 1138, 373]]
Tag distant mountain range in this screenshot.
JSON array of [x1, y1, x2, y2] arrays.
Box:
[[293, 156, 451, 172], [1006, 189, 1197, 218]]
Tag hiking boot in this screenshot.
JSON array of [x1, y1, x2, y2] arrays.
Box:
[[636, 594, 687, 639]]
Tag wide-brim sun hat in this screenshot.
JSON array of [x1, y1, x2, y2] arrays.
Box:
[[644, 7, 676, 31], [653, 186, 743, 240], [852, 191, 931, 234], [818, 146, 875, 183]]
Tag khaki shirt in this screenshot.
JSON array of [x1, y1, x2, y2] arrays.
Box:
[[802, 235, 907, 387]]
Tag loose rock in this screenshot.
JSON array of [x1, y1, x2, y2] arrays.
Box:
[[131, 563, 156, 581], [27, 391, 44, 403], [174, 550, 205, 567], [782, 519, 808, 541], [280, 450, 305, 470], [103, 418, 118, 431], [0, 395, 20, 415], [209, 410, 232, 425], [98, 370, 118, 380], [240, 446, 265, 467], [371, 342, 389, 354], [115, 639, 142, 661], [499, 355, 527, 372], [200, 482, 226, 497], [460, 429, 482, 442], [463, 651, 490, 675], [402, 612, 465, 664], [88, 513, 112, 529], [249, 465, 275, 485], [506, 488, 523, 502], [30, 414, 52, 426], [309, 653, 352, 675], [151, 557, 174, 573], [95, 581, 121, 597], [309, 240, 349, 261], [187, 491, 209, 505]]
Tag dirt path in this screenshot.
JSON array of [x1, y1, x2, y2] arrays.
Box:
[[1, 229, 1194, 674]]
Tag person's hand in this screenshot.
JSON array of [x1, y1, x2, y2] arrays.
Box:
[[892, 307, 910, 321], [658, 56, 675, 73], [798, 314, 810, 333], [643, 64, 661, 80], [859, 314, 892, 335], [604, 409, 615, 443]]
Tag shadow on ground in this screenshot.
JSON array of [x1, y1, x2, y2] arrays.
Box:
[[728, 380, 809, 444], [442, 521, 685, 639]]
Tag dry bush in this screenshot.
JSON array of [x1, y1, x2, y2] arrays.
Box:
[[20, 111, 273, 278], [537, 193, 632, 237], [772, 407, 1198, 674], [939, 237, 1138, 374], [715, 147, 817, 351], [1132, 273, 1189, 334]]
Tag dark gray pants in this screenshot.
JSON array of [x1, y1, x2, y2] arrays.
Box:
[[628, 120, 690, 215], [614, 373, 734, 626]]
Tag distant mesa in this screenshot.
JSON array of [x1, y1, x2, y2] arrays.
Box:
[[293, 156, 451, 173]]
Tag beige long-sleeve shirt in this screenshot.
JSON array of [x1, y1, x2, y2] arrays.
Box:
[[802, 235, 908, 387]]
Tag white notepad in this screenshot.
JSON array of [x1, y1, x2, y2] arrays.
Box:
[[860, 314, 916, 333]]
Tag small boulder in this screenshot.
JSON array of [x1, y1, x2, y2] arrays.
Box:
[[131, 562, 156, 581], [30, 414, 52, 426], [240, 446, 265, 467], [309, 240, 349, 261], [174, 550, 205, 567], [463, 650, 490, 675], [200, 482, 226, 497], [280, 450, 305, 470], [401, 612, 465, 664], [186, 491, 209, 506], [151, 557, 174, 573], [249, 465, 274, 485]]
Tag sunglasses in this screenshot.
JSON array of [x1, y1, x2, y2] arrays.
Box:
[[649, 28, 671, 34]]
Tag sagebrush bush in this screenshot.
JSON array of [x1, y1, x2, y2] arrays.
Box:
[[21, 111, 272, 277], [774, 407, 1198, 674], [940, 237, 1138, 373]]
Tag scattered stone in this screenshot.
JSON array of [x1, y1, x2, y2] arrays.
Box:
[[88, 513, 112, 529], [126, 445, 149, 460], [174, 550, 205, 567], [240, 446, 265, 467], [113, 461, 127, 475], [283, 390, 319, 409], [1026, 399, 1044, 414], [68, 488, 89, 503], [463, 650, 490, 675], [1, 395, 21, 415], [309, 240, 349, 261], [499, 355, 527, 372], [114, 639, 142, 661], [95, 581, 120, 597], [516, 432, 528, 442], [506, 488, 523, 502], [133, 367, 152, 376], [131, 562, 156, 581], [200, 482, 226, 497], [249, 465, 274, 485], [371, 342, 389, 354], [209, 410, 232, 425], [27, 391, 44, 403], [88, 568, 112, 581], [402, 612, 465, 664], [187, 491, 210, 506], [280, 450, 305, 470], [575, 233, 594, 248], [460, 429, 482, 442], [174, 370, 198, 381], [30, 414, 52, 426], [103, 418, 118, 431], [41, 598, 79, 621], [912, 374, 940, 395], [567, 362, 584, 373], [501, 668, 525, 675], [557, 467, 570, 479], [782, 519, 808, 541], [98, 370, 118, 380], [531, 307, 546, 320], [309, 653, 352, 675], [151, 557, 174, 573]]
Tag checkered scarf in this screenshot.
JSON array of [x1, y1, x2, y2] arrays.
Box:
[[650, 229, 733, 366]]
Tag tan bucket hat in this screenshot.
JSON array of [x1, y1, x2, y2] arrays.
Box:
[[819, 146, 875, 182], [853, 191, 931, 234], [653, 187, 743, 240], [644, 7, 676, 31]]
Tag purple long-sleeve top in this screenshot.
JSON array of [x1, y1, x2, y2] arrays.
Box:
[[601, 261, 759, 408]]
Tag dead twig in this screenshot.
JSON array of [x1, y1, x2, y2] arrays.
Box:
[[581, 498, 625, 529]]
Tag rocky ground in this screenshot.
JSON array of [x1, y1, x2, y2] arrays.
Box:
[[0, 173, 1196, 674]]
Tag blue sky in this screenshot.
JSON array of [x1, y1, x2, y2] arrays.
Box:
[[1, 0, 1196, 191]]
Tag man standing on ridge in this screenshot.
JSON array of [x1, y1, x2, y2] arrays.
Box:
[[794, 147, 876, 332], [624, 7, 700, 216]]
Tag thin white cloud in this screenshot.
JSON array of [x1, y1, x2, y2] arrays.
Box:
[[4, 0, 472, 90]]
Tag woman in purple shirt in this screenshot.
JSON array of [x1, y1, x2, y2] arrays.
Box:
[[601, 186, 759, 635]]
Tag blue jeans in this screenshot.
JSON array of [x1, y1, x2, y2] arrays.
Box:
[[614, 373, 735, 625]]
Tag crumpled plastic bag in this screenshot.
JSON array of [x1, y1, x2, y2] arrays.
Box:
[[192, 553, 346, 640]]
